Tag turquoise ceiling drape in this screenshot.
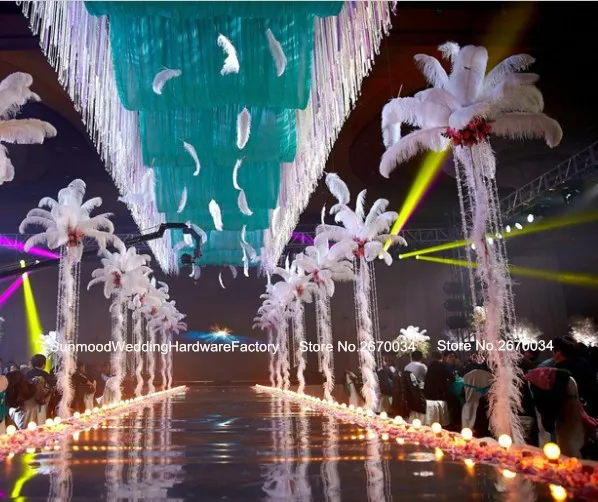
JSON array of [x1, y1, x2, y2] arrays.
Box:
[[85, 1, 343, 267]]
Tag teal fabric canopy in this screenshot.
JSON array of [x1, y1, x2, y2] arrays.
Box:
[[84, 1, 344, 269], [140, 107, 296, 166], [85, 1, 343, 19]]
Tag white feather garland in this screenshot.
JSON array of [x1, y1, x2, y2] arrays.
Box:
[[218, 271, 226, 289], [152, 68, 181, 95], [177, 186, 187, 213], [183, 141, 201, 176], [217, 34, 240, 75], [265, 29, 287, 77], [238, 189, 253, 216], [209, 199, 223, 231], [232, 158, 242, 190], [237, 108, 251, 150]]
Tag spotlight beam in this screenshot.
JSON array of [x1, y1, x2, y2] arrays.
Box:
[[403, 209, 598, 258], [20, 262, 43, 356], [416, 255, 598, 288], [0, 276, 24, 308], [0, 235, 60, 259]]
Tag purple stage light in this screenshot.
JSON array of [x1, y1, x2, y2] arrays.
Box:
[[0, 235, 60, 259], [292, 232, 315, 245], [0, 276, 24, 308]]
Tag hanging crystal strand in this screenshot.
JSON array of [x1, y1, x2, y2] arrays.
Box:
[[57, 247, 79, 418], [322, 415, 341, 502], [267, 328, 276, 387], [315, 292, 323, 372], [281, 318, 291, 391], [159, 327, 167, 391], [110, 294, 125, 403], [290, 306, 297, 369], [48, 436, 73, 501], [318, 290, 335, 401], [165, 332, 173, 389], [453, 157, 478, 336], [293, 302, 307, 394], [147, 326, 157, 393], [356, 257, 378, 411], [365, 436, 386, 502], [368, 262, 382, 367], [133, 313, 144, 396], [353, 258, 362, 333], [274, 325, 283, 389], [105, 416, 124, 502], [296, 408, 312, 499]]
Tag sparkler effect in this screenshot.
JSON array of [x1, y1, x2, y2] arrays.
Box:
[[185, 325, 255, 344]]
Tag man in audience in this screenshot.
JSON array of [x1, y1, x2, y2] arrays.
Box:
[[377, 357, 396, 413], [26, 354, 56, 425], [404, 350, 427, 388], [425, 350, 461, 429]]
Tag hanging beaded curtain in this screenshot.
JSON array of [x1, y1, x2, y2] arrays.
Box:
[[140, 107, 297, 167]]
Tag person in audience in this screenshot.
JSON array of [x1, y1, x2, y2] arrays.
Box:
[[404, 350, 427, 387], [520, 349, 540, 373], [71, 361, 96, 413], [425, 350, 461, 429], [443, 351, 459, 374], [550, 336, 598, 415], [26, 354, 55, 425], [6, 361, 17, 373], [376, 358, 396, 413], [458, 352, 485, 376], [6, 369, 35, 429]]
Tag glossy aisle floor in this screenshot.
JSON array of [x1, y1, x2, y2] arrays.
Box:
[[1, 387, 559, 501]]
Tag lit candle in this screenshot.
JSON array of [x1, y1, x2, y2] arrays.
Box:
[[45, 418, 54, 427], [434, 448, 443, 459], [412, 419, 422, 429], [549, 485, 567, 501], [6, 425, 16, 436], [543, 442, 561, 460], [431, 422, 442, 434], [502, 469, 516, 479], [461, 428, 473, 441], [379, 411, 388, 420], [464, 458, 475, 468], [393, 416, 403, 425], [498, 434, 512, 450], [27, 422, 37, 431]]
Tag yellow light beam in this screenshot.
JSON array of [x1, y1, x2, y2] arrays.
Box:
[[11, 453, 37, 501], [20, 261, 44, 357], [384, 3, 535, 250], [416, 255, 598, 289], [403, 209, 598, 258]]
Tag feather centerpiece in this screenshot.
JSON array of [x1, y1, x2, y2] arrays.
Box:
[[569, 316, 598, 347], [394, 325, 430, 357], [0, 72, 57, 185], [510, 319, 542, 344]]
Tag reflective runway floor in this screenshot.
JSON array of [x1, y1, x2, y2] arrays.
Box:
[[1, 387, 562, 500]]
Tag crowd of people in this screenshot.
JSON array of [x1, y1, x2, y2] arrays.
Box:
[[0, 355, 153, 433], [346, 335, 598, 459]]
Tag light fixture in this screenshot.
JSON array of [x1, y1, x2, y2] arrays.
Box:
[[470, 243, 475, 250], [505, 225, 511, 233], [527, 214, 534, 223], [486, 237, 494, 245], [515, 223, 523, 230]]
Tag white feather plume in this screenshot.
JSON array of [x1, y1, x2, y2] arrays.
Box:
[[265, 28, 287, 77], [237, 108, 251, 150], [238, 189, 253, 216], [152, 68, 181, 95], [325, 173, 350, 206], [183, 141, 201, 176], [229, 265, 238, 279], [209, 199, 223, 231], [218, 271, 226, 289], [570, 316, 598, 347], [233, 158, 242, 190], [356, 189, 367, 222], [177, 186, 187, 213], [320, 205, 326, 225], [217, 34, 240, 75]]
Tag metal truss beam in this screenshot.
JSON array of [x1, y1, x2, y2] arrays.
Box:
[[500, 141, 598, 218]]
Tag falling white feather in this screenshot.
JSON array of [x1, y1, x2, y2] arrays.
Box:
[[265, 29, 287, 77], [177, 186, 187, 213], [237, 108, 251, 150], [232, 159, 242, 190], [217, 34, 240, 75], [218, 271, 226, 289], [183, 141, 201, 176], [229, 265, 238, 279], [152, 68, 182, 95], [209, 199, 223, 231], [238, 189, 253, 216], [321, 205, 326, 225]]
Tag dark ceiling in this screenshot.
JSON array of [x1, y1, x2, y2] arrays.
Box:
[[0, 1, 596, 241]]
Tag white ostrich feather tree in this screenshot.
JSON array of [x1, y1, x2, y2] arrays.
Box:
[[19, 179, 123, 262], [395, 325, 430, 357], [569, 316, 598, 347], [0, 72, 57, 185], [510, 319, 542, 344]]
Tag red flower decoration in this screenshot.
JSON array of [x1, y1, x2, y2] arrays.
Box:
[[112, 271, 122, 288], [354, 238, 366, 258], [150, 307, 157, 316], [313, 270, 321, 285], [296, 285, 304, 297], [444, 118, 492, 147], [67, 228, 84, 247]]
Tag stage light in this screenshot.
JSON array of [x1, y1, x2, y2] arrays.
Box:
[[527, 214, 534, 223], [0, 235, 60, 260], [0, 276, 24, 309], [505, 225, 511, 233], [515, 223, 523, 230], [19, 260, 25, 267], [21, 261, 44, 357]]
